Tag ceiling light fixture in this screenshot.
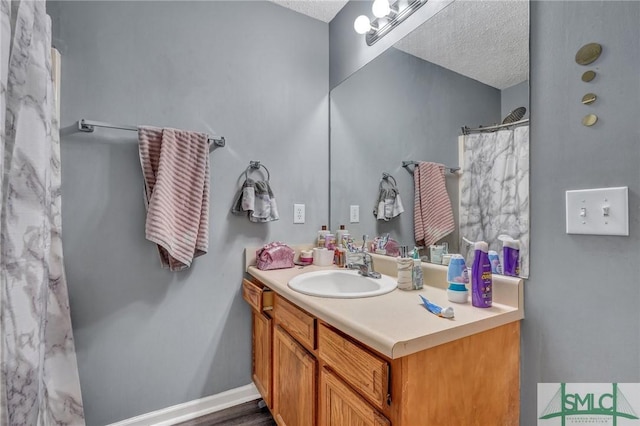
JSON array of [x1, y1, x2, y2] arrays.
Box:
[[354, 0, 428, 46]]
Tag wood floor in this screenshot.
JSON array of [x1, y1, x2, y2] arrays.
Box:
[[175, 400, 276, 426]]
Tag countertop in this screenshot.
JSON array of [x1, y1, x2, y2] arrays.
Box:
[[245, 247, 523, 359]]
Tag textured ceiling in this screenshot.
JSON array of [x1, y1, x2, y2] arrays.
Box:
[[272, 0, 529, 90], [394, 0, 529, 89], [268, 0, 349, 23]]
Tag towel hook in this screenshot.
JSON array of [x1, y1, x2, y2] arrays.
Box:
[[245, 160, 270, 181]]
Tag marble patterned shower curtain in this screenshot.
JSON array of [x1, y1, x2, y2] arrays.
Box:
[[0, 0, 85, 424], [459, 126, 530, 277]]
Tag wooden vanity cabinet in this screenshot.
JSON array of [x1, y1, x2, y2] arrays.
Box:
[[243, 279, 274, 408], [319, 368, 390, 426], [273, 326, 317, 426], [243, 278, 520, 426]]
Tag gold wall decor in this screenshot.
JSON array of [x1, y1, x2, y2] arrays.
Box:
[[582, 114, 598, 127], [575, 43, 602, 65], [581, 93, 597, 105], [581, 70, 596, 82]]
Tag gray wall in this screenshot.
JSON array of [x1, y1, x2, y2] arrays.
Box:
[[501, 80, 530, 121], [330, 1, 640, 425], [50, 2, 328, 424], [524, 1, 640, 424], [330, 47, 500, 251]]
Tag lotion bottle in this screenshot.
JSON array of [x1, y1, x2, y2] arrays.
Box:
[[317, 225, 329, 248]]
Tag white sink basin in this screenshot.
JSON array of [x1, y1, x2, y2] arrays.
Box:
[[288, 269, 397, 298]]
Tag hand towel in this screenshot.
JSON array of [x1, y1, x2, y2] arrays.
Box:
[[231, 178, 279, 222], [138, 126, 210, 271], [414, 162, 455, 247], [373, 179, 404, 221]]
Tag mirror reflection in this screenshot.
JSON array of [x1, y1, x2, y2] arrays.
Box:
[[330, 0, 530, 277]]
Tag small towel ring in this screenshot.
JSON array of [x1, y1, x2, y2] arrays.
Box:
[[245, 160, 270, 181], [381, 172, 397, 186]]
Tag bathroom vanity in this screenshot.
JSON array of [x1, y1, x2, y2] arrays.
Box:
[[242, 250, 523, 426]]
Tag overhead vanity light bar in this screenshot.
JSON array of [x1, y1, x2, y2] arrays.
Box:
[[354, 0, 428, 46]]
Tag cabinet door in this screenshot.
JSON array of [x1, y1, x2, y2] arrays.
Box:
[[273, 326, 317, 426], [320, 368, 390, 426], [253, 311, 272, 408]]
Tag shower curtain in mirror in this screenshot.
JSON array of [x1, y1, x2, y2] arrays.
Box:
[[459, 126, 530, 277], [1, 0, 85, 424]]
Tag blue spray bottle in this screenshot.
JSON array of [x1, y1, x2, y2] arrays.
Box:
[[463, 238, 492, 308]]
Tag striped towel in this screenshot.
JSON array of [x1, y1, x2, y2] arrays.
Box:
[[138, 126, 210, 271], [414, 162, 455, 248]]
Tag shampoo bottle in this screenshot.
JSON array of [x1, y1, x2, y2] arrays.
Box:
[[498, 235, 520, 277], [470, 241, 492, 308]]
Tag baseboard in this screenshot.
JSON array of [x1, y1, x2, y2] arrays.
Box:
[[108, 383, 261, 426]]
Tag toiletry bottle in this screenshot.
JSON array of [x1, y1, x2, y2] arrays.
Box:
[[317, 225, 329, 248], [336, 225, 349, 248], [498, 235, 520, 277], [334, 244, 346, 267], [412, 248, 424, 290], [325, 233, 336, 250], [446, 254, 469, 303], [470, 241, 492, 308], [488, 250, 502, 274], [396, 246, 413, 291]]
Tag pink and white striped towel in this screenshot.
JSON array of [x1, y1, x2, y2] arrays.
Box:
[[138, 126, 210, 271], [414, 162, 455, 248]]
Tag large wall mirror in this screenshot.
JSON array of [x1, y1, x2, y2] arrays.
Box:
[[330, 0, 530, 277]]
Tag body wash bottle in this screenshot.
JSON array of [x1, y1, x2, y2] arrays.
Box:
[[471, 241, 492, 308]]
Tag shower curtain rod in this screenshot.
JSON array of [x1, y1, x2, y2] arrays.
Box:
[[402, 161, 460, 174], [76, 118, 226, 148], [461, 118, 529, 135]]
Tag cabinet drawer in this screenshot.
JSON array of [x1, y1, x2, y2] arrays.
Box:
[[320, 368, 390, 426], [242, 279, 273, 312], [274, 295, 316, 351], [318, 324, 389, 411]]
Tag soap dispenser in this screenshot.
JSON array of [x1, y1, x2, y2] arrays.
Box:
[[396, 246, 413, 291]]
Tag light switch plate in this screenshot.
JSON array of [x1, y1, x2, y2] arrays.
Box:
[[350, 205, 360, 223], [565, 187, 628, 235]]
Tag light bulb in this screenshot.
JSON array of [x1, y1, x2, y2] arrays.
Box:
[[353, 15, 372, 34], [372, 0, 391, 18]]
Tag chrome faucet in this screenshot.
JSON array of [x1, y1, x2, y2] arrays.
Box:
[[347, 235, 381, 279]]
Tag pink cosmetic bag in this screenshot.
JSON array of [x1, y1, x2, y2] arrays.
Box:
[[256, 242, 295, 270]]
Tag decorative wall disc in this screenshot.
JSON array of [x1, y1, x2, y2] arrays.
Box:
[[575, 43, 602, 65]]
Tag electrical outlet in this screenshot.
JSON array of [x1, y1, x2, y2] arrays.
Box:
[[350, 205, 360, 223], [293, 204, 305, 224]]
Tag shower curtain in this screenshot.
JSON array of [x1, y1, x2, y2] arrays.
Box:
[[1, 0, 85, 424], [459, 126, 530, 277]]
